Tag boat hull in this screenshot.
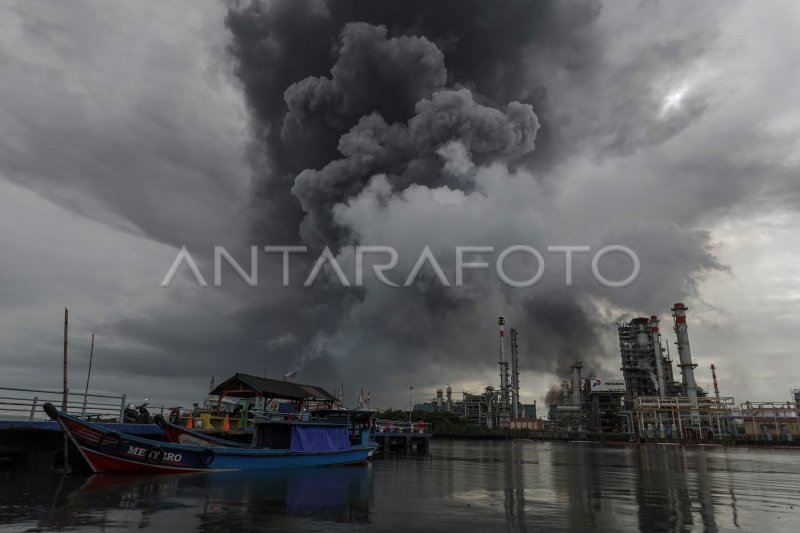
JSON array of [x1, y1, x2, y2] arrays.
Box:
[[44, 403, 375, 474]]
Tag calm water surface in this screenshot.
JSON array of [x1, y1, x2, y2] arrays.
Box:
[[1, 440, 799, 532]]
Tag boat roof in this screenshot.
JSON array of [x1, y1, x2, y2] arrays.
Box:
[[209, 373, 338, 402]]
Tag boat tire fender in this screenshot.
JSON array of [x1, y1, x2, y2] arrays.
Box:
[[146, 446, 164, 464], [153, 414, 167, 429], [200, 448, 214, 466], [43, 402, 59, 420]]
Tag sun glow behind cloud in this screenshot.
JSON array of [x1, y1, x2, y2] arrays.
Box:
[[662, 83, 692, 111]]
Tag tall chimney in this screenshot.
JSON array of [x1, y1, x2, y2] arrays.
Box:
[[510, 328, 520, 419], [710, 364, 720, 402], [671, 303, 698, 407], [650, 316, 667, 397], [498, 316, 506, 365], [570, 361, 583, 405], [497, 317, 510, 427]]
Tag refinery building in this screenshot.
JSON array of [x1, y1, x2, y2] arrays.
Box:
[[415, 317, 540, 430], [548, 303, 800, 442], [417, 305, 800, 443]]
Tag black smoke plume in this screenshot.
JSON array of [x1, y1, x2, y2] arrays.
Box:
[[223, 0, 724, 401]]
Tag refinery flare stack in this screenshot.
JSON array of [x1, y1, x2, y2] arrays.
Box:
[[497, 317, 511, 428], [497, 317, 510, 429]]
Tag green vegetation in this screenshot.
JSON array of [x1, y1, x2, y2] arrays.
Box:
[[378, 409, 532, 439]]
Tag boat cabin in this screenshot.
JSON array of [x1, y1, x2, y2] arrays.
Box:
[[253, 408, 376, 449], [309, 409, 376, 445], [253, 420, 353, 451], [201, 373, 340, 429]]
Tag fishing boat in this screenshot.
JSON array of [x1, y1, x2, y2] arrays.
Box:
[[43, 403, 376, 474]]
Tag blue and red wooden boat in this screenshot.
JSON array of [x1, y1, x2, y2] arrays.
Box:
[[44, 403, 376, 474]]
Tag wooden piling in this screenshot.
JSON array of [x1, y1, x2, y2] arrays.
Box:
[[61, 308, 70, 473], [62, 308, 68, 412]]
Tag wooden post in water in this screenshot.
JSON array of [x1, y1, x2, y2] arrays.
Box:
[[82, 334, 94, 416], [62, 308, 69, 411], [61, 308, 70, 473]]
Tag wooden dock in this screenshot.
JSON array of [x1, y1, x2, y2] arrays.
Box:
[[373, 419, 432, 452]]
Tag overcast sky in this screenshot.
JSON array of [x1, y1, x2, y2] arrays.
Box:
[[1, 0, 798, 411]]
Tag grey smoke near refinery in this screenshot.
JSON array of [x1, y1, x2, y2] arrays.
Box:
[[1, 0, 799, 408], [223, 0, 724, 391]]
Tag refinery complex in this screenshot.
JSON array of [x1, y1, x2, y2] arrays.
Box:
[[416, 303, 800, 442]]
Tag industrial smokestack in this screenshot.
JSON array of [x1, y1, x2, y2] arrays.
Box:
[[446, 385, 453, 412], [498, 316, 506, 365], [561, 380, 570, 403], [570, 361, 583, 405], [671, 303, 698, 407], [650, 316, 667, 397], [436, 388, 444, 410], [497, 317, 510, 427], [510, 328, 520, 419], [710, 364, 720, 402]]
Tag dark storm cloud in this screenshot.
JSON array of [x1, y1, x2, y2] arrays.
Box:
[[220, 0, 732, 402], [284, 22, 447, 125], [292, 86, 539, 245], [4, 0, 798, 408], [0, 2, 250, 250], [225, 0, 601, 242], [592, 223, 729, 310], [324, 159, 726, 385]]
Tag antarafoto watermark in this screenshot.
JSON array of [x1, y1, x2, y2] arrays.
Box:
[[160, 245, 640, 289]]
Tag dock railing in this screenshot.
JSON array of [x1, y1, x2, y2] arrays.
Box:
[[0, 386, 128, 422], [375, 419, 432, 434]]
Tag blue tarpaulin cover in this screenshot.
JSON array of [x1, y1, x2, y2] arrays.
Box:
[[290, 425, 350, 452]]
